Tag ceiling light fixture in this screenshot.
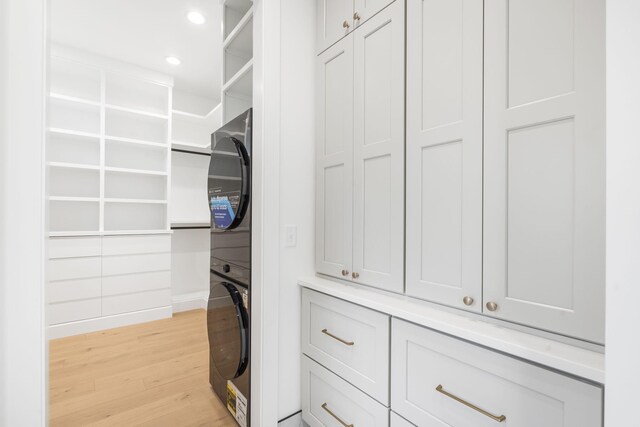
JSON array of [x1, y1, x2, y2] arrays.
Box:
[[165, 56, 181, 65], [187, 11, 206, 25]]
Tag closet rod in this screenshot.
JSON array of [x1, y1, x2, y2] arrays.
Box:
[[171, 148, 211, 157]]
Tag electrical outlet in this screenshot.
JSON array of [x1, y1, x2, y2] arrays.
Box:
[[285, 225, 297, 247]]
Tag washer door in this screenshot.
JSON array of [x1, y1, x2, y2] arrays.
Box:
[[207, 277, 249, 379]]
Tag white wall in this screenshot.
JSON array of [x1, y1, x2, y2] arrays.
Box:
[[277, 0, 316, 420], [0, 0, 48, 424], [605, 1, 640, 425]]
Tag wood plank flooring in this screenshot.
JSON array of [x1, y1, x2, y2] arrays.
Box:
[[49, 309, 238, 427]]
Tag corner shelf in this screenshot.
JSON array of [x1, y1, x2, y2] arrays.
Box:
[[105, 135, 168, 149], [50, 93, 101, 107], [49, 196, 100, 202], [104, 166, 168, 176], [48, 162, 100, 171], [223, 60, 253, 98], [105, 104, 169, 120], [49, 127, 101, 139], [104, 198, 168, 204]]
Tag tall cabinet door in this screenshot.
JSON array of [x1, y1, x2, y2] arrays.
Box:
[[483, 0, 605, 343], [405, 0, 483, 310], [316, 0, 354, 54], [316, 37, 354, 280], [351, 0, 404, 293]]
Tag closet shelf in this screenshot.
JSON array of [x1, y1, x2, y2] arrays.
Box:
[[223, 60, 253, 98], [49, 92, 101, 107], [49, 230, 172, 237], [48, 162, 100, 171], [223, 6, 253, 50], [104, 198, 168, 204], [104, 166, 168, 176], [49, 196, 100, 202], [48, 127, 101, 139], [106, 135, 168, 149], [105, 104, 169, 120], [172, 141, 211, 154]]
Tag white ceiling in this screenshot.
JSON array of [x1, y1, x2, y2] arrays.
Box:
[[50, 0, 222, 104]]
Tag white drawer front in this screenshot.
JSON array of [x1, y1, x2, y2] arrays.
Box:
[[49, 257, 101, 281], [102, 234, 171, 255], [302, 355, 389, 427], [102, 271, 171, 296], [49, 298, 101, 325], [49, 277, 101, 303], [49, 237, 101, 259], [302, 289, 390, 404], [391, 412, 418, 427], [102, 289, 171, 316], [391, 319, 603, 427], [102, 253, 171, 276]]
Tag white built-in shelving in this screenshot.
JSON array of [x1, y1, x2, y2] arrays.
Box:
[[222, 0, 253, 123], [48, 53, 173, 236]]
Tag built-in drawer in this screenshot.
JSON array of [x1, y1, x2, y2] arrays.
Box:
[[102, 270, 171, 296], [48, 277, 101, 304], [49, 236, 101, 259], [302, 288, 390, 404], [391, 412, 419, 427], [391, 319, 603, 427], [102, 289, 172, 316], [102, 234, 171, 255], [102, 253, 171, 276], [302, 355, 389, 427], [49, 298, 101, 325], [49, 257, 101, 281]]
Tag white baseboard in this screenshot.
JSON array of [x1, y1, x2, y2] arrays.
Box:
[[172, 290, 208, 313], [279, 412, 303, 427], [48, 306, 173, 339]]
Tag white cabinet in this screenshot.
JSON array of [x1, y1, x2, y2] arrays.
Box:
[[316, 0, 395, 54], [316, 35, 354, 280], [316, 0, 404, 293], [391, 319, 603, 427], [302, 355, 389, 427], [483, 0, 605, 343], [302, 288, 390, 404], [405, 0, 483, 311]]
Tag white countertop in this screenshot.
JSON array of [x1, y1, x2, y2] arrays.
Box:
[[298, 275, 605, 384]]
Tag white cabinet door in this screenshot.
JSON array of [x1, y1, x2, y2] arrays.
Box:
[[483, 0, 605, 343], [316, 36, 354, 280], [351, 0, 404, 293], [316, 0, 354, 54], [353, 0, 395, 29], [405, 0, 483, 311]]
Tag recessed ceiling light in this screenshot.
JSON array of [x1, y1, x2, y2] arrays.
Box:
[[187, 11, 206, 25], [165, 56, 181, 65]]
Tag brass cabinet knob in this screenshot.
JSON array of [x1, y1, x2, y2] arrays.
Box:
[[341, 269, 349, 277], [462, 296, 474, 306], [353, 12, 361, 21], [352, 272, 360, 279], [486, 301, 498, 312], [343, 20, 350, 29]]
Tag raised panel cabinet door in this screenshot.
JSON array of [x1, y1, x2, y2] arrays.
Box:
[[316, 0, 354, 54], [352, 0, 404, 293], [483, 0, 605, 343], [405, 0, 483, 311], [353, 0, 395, 29], [315, 36, 354, 280]]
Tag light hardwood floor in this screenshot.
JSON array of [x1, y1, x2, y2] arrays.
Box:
[[49, 309, 238, 427]]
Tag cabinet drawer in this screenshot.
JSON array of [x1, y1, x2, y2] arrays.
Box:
[[49, 257, 101, 281], [391, 412, 419, 427], [102, 234, 171, 255], [302, 355, 389, 427], [102, 253, 171, 276], [302, 289, 390, 404], [391, 319, 603, 427], [49, 277, 101, 303], [102, 289, 171, 316], [49, 237, 101, 259], [102, 271, 171, 296], [49, 298, 101, 325]]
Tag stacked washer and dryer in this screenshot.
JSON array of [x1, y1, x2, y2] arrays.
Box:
[[207, 109, 252, 427]]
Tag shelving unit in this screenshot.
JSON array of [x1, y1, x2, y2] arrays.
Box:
[[48, 53, 172, 236], [222, 0, 253, 123]]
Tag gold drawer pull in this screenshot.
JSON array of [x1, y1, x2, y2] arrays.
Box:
[[436, 384, 506, 423], [321, 402, 354, 427], [321, 328, 354, 346]]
